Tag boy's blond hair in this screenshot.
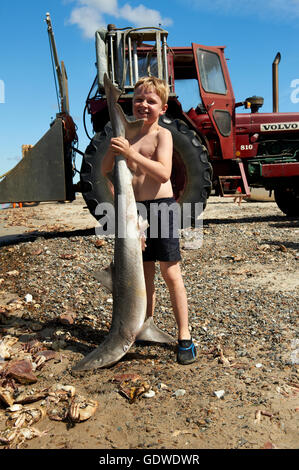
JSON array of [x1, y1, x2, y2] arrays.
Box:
[[134, 76, 169, 107]]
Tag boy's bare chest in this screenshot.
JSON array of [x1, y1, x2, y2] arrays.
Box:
[[130, 133, 158, 160]]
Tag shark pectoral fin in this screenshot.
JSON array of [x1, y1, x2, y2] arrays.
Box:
[[114, 103, 144, 140], [136, 317, 175, 344], [93, 263, 114, 292], [137, 215, 149, 251], [138, 215, 149, 233]]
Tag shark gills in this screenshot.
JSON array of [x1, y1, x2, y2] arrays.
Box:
[[73, 74, 174, 371]]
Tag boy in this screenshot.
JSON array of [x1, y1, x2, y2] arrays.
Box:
[[101, 76, 196, 364]]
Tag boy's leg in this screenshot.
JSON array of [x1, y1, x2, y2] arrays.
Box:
[[159, 261, 191, 340], [160, 260, 196, 364], [143, 261, 156, 318]]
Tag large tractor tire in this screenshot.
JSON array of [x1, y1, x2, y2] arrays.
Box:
[[159, 116, 212, 211], [274, 185, 299, 216], [80, 122, 114, 219], [80, 116, 212, 224]]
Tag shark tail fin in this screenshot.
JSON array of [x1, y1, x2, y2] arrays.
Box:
[[136, 317, 175, 344], [104, 73, 122, 104], [114, 103, 144, 140]]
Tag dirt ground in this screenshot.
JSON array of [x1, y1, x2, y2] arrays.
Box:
[[0, 193, 298, 454]]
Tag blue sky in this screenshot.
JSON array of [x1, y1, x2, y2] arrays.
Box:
[[1, 0, 299, 179]]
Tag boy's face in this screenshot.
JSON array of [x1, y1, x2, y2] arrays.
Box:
[[133, 85, 168, 125]]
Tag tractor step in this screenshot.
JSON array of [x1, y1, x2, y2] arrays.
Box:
[[218, 161, 251, 198]]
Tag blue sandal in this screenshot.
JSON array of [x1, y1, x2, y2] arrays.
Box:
[[177, 339, 197, 365]]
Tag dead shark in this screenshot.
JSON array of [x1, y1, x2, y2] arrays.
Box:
[[73, 74, 174, 371]]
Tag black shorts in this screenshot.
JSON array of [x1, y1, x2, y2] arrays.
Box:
[[137, 197, 181, 262]]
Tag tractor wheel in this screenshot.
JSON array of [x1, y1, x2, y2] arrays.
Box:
[[80, 117, 213, 224], [80, 122, 114, 220], [274, 185, 299, 216], [159, 116, 213, 216]]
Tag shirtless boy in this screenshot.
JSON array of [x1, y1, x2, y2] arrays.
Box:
[[101, 76, 197, 364]]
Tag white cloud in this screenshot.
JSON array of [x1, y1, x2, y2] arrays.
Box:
[[68, 0, 173, 38], [119, 4, 172, 27], [68, 6, 105, 38]]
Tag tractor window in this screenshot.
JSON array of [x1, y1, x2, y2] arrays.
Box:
[[174, 79, 201, 111], [137, 56, 158, 78], [196, 49, 227, 95], [124, 56, 159, 86]]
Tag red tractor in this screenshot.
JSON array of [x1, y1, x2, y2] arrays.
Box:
[[1, 18, 299, 219]]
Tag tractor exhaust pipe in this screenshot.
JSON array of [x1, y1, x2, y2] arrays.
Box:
[[272, 52, 281, 113]]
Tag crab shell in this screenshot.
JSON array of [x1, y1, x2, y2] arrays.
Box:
[[0, 386, 14, 407], [0, 428, 19, 445], [0, 335, 20, 360], [68, 395, 98, 422], [15, 427, 48, 448], [47, 405, 68, 421], [6, 405, 46, 428], [14, 388, 49, 405]]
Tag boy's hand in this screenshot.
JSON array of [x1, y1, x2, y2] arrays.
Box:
[[110, 137, 133, 159]]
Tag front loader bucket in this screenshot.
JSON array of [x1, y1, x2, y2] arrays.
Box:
[[0, 118, 75, 204]]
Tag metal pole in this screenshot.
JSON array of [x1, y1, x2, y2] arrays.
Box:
[[128, 36, 133, 86], [272, 52, 281, 113], [45, 13, 64, 110], [156, 32, 162, 79], [109, 34, 115, 84], [133, 41, 139, 83], [162, 34, 168, 83]]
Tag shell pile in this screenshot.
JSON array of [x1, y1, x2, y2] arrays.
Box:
[[0, 403, 47, 448], [0, 384, 98, 447], [0, 334, 98, 447]]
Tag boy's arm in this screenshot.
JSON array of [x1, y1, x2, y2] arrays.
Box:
[[110, 128, 173, 183]]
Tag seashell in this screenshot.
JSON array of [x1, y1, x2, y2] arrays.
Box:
[[143, 389, 155, 398], [24, 294, 33, 303], [214, 389, 225, 399], [172, 389, 186, 398]]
